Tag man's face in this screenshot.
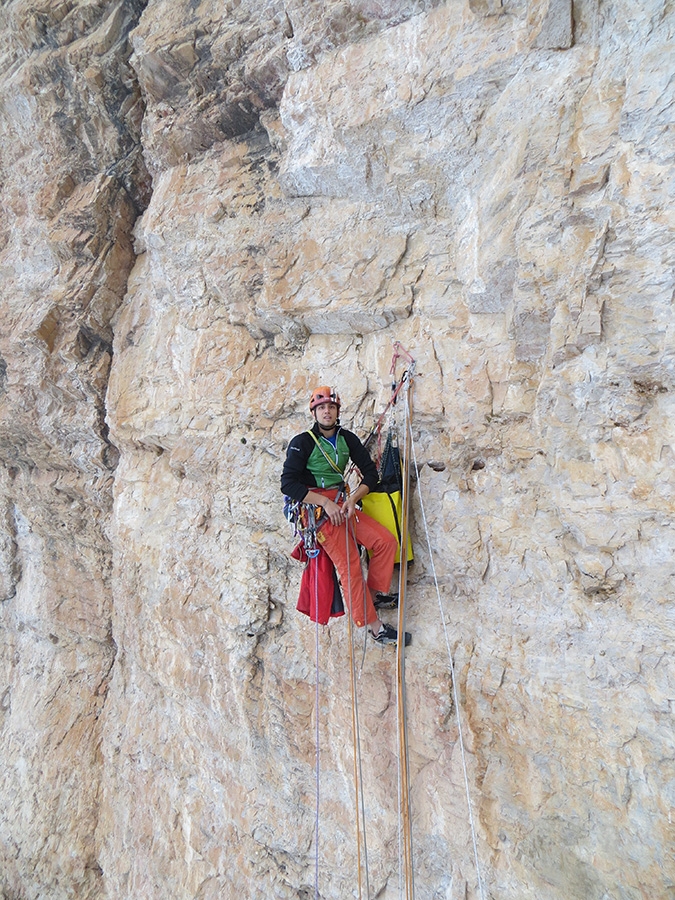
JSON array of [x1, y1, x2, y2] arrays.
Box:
[[314, 402, 339, 429]]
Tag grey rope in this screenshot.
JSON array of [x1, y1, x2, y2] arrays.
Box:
[[346, 516, 371, 899], [409, 435, 486, 900]]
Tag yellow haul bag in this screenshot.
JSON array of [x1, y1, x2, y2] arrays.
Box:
[[361, 489, 413, 565]]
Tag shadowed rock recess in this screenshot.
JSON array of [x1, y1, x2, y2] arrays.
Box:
[[1, 0, 674, 897]]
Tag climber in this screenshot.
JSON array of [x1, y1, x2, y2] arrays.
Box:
[[281, 386, 411, 645]]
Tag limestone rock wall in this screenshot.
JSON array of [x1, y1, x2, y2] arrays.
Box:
[[0, 2, 147, 898], [1, 0, 674, 898]]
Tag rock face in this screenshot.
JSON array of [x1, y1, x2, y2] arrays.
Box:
[[1, 0, 674, 898], [0, 2, 146, 898]]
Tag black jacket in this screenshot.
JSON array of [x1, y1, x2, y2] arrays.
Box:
[[281, 422, 379, 503]]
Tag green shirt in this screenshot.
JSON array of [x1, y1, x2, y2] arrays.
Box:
[[306, 432, 350, 488]]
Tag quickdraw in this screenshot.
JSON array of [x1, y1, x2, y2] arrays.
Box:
[[284, 498, 324, 557], [284, 487, 348, 557]]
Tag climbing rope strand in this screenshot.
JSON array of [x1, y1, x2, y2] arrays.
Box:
[[409, 436, 486, 900], [396, 377, 415, 900], [390, 340, 415, 375], [353, 641, 371, 900], [346, 343, 416, 486], [360, 579, 369, 674], [346, 519, 370, 900], [345, 374, 406, 486], [397, 681, 403, 899], [313, 558, 320, 900]]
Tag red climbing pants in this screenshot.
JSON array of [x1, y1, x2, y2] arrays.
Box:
[[314, 488, 398, 628]]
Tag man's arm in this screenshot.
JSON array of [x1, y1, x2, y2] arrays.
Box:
[[280, 433, 315, 502], [342, 429, 379, 492], [339, 429, 378, 521], [342, 482, 370, 521]]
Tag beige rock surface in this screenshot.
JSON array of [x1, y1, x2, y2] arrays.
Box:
[[0, 2, 147, 898], [1, 0, 675, 898]]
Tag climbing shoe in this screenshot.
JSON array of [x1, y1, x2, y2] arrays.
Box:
[[374, 591, 399, 610], [370, 623, 412, 646]]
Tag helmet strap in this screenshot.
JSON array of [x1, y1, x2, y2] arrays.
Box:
[[315, 410, 338, 434]]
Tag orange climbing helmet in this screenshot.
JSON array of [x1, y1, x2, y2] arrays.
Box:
[[309, 386, 341, 412]]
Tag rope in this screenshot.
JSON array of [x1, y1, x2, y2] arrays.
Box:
[[345, 516, 370, 899], [396, 372, 415, 900], [343, 343, 415, 491], [313, 553, 321, 900], [308, 516, 372, 900], [409, 433, 486, 900], [299, 339, 483, 900]]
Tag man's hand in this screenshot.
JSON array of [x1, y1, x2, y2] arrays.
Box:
[[323, 497, 346, 525], [302, 484, 370, 527], [343, 496, 359, 520]]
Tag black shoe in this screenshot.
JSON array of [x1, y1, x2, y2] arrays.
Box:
[[370, 623, 412, 646], [374, 591, 399, 610]]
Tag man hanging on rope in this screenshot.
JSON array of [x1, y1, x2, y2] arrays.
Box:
[[281, 386, 411, 645]]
